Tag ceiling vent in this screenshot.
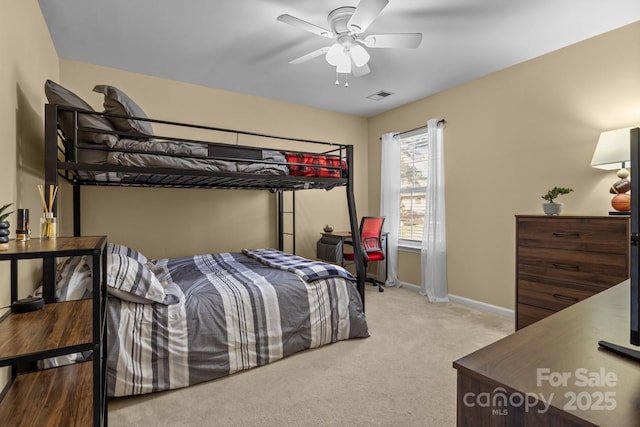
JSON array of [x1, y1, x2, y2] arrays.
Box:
[[367, 90, 394, 101]]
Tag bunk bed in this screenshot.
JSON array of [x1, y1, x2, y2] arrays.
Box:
[[41, 84, 368, 397]]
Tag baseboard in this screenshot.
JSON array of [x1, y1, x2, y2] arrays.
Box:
[[448, 294, 514, 318], [395, 281, 421, 293], [393, 281, 515, 318]]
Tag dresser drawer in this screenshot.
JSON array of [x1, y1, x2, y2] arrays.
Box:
[[517, 303, 555, 329], [515, 216, 629, 330], [517, 217, 628, 253], [517, 246, 628, 288], [517, 278, 599, 311]]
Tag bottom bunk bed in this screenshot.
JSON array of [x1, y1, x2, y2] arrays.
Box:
[[42, 243, 368, 397]]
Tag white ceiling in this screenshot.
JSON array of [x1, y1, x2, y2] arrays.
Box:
[[38, 0, 640, 117]]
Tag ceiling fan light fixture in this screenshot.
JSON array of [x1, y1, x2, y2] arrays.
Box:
[[336, 55, 352, 74], [325, 43, 344, 66], [350, 44, 370, 67], [279, 0, 420, 83]]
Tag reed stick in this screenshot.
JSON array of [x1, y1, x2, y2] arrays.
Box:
[[48, 185, 53, 213], [52, 186, 58, 211], [37, 184, 48, 213], [37, 184, 58, 214]]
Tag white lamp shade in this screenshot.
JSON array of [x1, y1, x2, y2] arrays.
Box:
[[591, 127, 633, 170], [336, 55, 352, 74], [325, 43, 344, 66], [350, 44, 370, 67]]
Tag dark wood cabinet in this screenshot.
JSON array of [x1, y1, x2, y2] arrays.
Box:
[[516, 215, 629, 330], [0, 237, 107, 426]]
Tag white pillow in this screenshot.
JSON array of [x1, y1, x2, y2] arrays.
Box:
[[105, 242, 148, 264], [56, 256, 92, 301], [106, 253, 167, 304]]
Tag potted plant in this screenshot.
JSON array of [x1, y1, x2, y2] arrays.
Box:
[[541, 187, 573, 215], [0, 203, 13, 250]]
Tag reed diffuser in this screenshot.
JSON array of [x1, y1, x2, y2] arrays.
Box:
[[37, 184, 58, 239]]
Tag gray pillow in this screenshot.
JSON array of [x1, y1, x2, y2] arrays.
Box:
[[44, 80, 118, 145], [93, 85, 154, 138]]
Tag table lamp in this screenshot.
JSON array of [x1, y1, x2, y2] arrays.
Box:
[[591, 127, 633, 213]]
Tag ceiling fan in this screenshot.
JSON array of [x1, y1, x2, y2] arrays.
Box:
[[277, 0, 422, 84]]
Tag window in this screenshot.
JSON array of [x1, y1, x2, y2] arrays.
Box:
[[399, 129, 428, 244]]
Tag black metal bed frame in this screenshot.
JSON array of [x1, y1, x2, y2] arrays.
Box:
[[43, 103, 366, 307]]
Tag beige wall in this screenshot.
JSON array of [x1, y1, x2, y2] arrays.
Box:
[[368, 21, 640, 309], [0, 0, 59, 391], [57, 61, 369, 260], [0, 0, 59, 302]]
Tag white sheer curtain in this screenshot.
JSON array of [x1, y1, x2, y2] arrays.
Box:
[[420, 119, 449, 302], [380, 132, 400, 286]]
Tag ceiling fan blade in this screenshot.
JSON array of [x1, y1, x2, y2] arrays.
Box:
[[351, 62, 371, 78], [277, 14, 334, 38], [363, 33, 422, 49], [348, 0, 389, 33], [289, 46, 331, 65]]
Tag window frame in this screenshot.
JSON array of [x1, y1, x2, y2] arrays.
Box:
[[397, 127, 429, 249]]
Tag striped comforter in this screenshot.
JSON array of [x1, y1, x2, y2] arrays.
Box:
[[107, 252, 368, 397]]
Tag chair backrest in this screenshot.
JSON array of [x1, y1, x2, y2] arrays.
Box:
[[360, 216, 385, 252]]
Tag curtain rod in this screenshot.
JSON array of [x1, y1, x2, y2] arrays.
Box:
[[379, 119, 446, 140], [395, 119, 446, 137]]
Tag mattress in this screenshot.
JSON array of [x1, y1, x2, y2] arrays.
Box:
[[43, 244, 369, 397]]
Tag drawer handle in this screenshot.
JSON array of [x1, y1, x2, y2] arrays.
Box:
[[552, 232, 581, 238], [552, 263, 580, 271], [552, 293, 579, 303]]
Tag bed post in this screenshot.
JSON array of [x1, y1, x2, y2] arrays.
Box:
[[73, 183, 81, 236], [346, 145, 366, 309], [43, 104, 59, 303], [44, 104, 58, 209]]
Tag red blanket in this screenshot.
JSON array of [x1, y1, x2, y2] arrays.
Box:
[[286, 153, 346, 178]]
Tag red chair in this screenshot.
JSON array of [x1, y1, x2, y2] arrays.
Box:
[[343, 216, 386, 292]]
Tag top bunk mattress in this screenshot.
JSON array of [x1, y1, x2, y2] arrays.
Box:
[[44, 81, 349, 191]]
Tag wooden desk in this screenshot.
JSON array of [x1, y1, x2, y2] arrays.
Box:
[[453, 280, 640, 426], [320, 231, 353, 240]]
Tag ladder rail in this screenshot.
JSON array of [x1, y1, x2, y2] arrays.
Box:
[[277, 190, 296, 254]]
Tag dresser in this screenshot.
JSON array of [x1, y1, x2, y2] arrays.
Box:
[[515, 215, 629, 330]]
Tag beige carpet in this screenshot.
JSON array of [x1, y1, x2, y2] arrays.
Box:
[[108, 285, 513, 426]]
